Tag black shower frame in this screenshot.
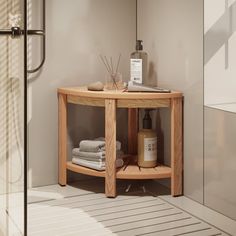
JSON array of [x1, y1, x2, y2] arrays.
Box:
[[23, 0, 27, 234]]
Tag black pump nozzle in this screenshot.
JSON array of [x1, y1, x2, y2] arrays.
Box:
[[143, 109, 152, 129], [136, 40, 143, 51]]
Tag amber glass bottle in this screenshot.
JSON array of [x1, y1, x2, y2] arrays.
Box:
[[138, 110, 157, 168]]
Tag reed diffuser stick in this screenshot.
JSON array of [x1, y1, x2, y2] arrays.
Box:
[[110, 57, 118, 89], [100, 54, 122, 89], [105, 56, 117, 88], [110, 57, 114, 74], [104, 56, 112, 73], [99, 55, 110, 74], [115, 53, 121, 75]]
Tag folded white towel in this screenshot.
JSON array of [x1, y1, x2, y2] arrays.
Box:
[[72, 148, 124, 160], [72, 155, 105, 162], [72, 157, 124, 171], [72, 152, 123, 163], [79, 137, 121, 153], [95, 137, 121, 151], [72, 148, 105, 158], [79, 140, 105, 152]]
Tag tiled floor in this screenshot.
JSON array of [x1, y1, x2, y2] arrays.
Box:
[[0, 209, 22, 236], [25, 179, 236, 236], [1, 179, 236, 235]]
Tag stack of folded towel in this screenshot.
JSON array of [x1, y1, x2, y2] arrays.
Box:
[[72, 137, 124, 171]]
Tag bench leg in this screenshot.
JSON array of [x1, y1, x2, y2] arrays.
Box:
[[171, 98, 183, 196], [58, 93, 67, 186], [105, 99, 116, 197]]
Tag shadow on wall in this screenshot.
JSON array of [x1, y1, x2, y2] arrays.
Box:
[[204, 0, 236, 68], [148, 61, 158, 86], [67, 105, 128, 182], [67, 104, 128, 157]]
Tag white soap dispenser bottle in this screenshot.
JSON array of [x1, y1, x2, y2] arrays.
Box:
[[130, 40, 148, 85]]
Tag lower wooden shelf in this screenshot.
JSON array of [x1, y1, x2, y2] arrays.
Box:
[[67, 161, 171, 180]]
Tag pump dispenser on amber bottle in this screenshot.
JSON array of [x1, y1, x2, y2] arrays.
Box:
[[130, 40, 148, 85], [138, 109, 157, 168]]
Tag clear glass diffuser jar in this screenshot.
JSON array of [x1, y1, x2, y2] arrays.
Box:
[[104, 72, 125, 90]]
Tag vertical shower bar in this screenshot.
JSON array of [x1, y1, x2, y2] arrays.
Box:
[[27, 0, 46, 73], [136, 0, 137, 41], [5, 2, 10, 235], [24, 0, 27, 235]]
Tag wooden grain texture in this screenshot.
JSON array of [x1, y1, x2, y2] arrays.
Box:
[[128, 108, 138, 155], [117, 164, 171, 179], [67, 162, 105, 177], [58, 93, 67, 186], [171, 97, 183, 196], [67, 95, 105, 107], [58, 87, 182, 99], [105, 99, 117, 197], [117, 99, 170, 108], [66, 161, 171, 180], [68, 94, 170, 108]]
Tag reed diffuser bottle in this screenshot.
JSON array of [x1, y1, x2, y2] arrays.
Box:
[[138, 109, 157, 168], [130, 40, 148, 85]]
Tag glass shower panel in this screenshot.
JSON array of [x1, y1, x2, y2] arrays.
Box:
[[0, 0, 25, 235], [204, 0, 236, 113], [204, 0, 236, 220]]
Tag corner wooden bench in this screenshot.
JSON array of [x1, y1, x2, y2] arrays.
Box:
[[57, 86, 183, 198]]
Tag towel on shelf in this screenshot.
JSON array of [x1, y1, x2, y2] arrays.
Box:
[[72, 137, 123, 170], [72, 157, 124, 171], [72, 148, 105, 159], [72, 148, 124, 160], [94, 137, 122, 151], [79, 138, 121, 152], [72, 155, 105, 162], [79, 140, 105, 152]]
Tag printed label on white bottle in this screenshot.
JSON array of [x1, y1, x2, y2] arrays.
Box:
[[144, 137, 157, 161], [130, 59, 142, 84]]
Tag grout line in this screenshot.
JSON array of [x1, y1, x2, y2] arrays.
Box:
[[158, 196, 231, 236], [30, 195, 143, 211], [92, 203, 165, 217], [96, 204, 170, 217], [28, 192, 96, 205], [105, 212, 183, 228], [185, 191, 236, 223], [206, 102, 236, 106], [85, 199, 160, 212], [204, 105, 236, 115], [28, 195, 106, 210], [113, 217, 193, 233], [173, 227, 211, 236], [136, 222, 201, 236], [29, 202, 166, 222], [99, 207, 177, 222]]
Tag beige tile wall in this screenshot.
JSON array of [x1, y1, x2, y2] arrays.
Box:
[[28, 0, 136, 187], [204, 107, 236, 220], [137, 0, 204, 203]]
